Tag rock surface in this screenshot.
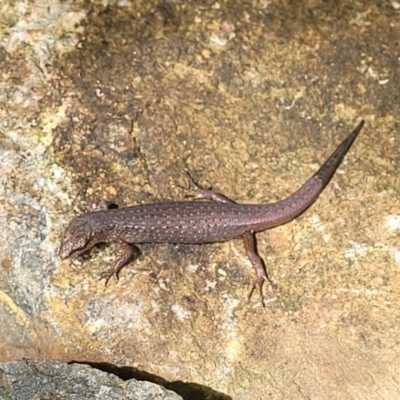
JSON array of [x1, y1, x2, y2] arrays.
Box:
[[0, 360, 183, 400], [0, 1, 399, 399]]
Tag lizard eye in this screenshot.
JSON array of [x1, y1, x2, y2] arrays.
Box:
[[59, 221, 91, 259]]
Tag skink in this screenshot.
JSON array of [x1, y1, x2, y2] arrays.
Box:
[[60, 120, 364, 304]]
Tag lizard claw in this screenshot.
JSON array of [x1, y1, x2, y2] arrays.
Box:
[[247, 277, 277, 307], [247, 280, 265, 307], [100, 269, 117, 286]]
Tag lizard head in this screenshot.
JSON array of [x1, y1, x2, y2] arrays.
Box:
[[59, 216, 94, 259]]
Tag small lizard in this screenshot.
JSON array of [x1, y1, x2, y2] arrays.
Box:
[[60, 120, 364, 304]]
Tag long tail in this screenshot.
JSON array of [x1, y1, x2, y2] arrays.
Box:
[[315, 120, 364, 185], [252, 120, 364, 230]]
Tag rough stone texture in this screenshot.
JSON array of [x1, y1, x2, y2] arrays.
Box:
[[0, 1, 399, 399], [0, 360, 183, 399]]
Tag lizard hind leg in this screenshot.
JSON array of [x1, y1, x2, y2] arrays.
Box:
[[243, 231, 275, 307], [186, 172, 276, 306], [185, 172, 236, 204]]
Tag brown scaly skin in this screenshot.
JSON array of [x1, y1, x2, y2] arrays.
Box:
[[60, 120, 364, 305]]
